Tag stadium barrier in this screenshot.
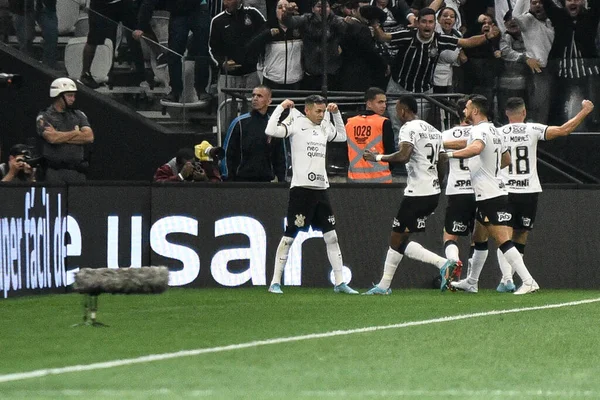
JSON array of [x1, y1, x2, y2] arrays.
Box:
[[1, 182, 599, 299]]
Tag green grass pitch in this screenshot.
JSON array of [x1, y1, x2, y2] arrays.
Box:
[[1, 288, 600, 399]]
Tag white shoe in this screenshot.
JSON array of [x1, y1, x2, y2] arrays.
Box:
[[514, 280, 539, 295], [450, 279, 478, 293]]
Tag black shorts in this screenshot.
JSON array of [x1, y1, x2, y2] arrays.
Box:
[[88, 0, 137, 46], [393, 194, 440, 233], [508, 192, 539, 230], [444, 193, 476, 236], [284, 187, 336, 236], [476, 195, 512, 226]]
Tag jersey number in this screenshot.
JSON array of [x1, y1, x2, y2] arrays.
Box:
[[458, 159, 468, 171], [507, 146, 530, 175], [425, 143, 441, 165]]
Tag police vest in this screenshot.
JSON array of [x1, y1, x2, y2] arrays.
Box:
[[345, 114, 392, 183]]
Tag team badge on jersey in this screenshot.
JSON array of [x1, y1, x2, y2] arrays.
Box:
[[294, 214, 306, 228]]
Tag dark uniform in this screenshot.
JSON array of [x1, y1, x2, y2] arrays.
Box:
[[36, 106, 91, 183]]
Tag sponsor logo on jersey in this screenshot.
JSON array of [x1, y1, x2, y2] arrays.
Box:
[[327, 215, 336, 225], [452, 221, 467, 232], [417, 217, 427, 229], [454, 179, 471, 187], [497, 212, 512, 222], [307, 172, 326, 182], [507, 179, 530, 187], [294, 214, 306, 227]]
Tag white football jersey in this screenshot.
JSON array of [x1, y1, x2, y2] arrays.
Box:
[[468, 121, 508, 201], [266, 105, 347, 189], [399, 119, 443, 197], [499, 123, 547, 193], [442, 125, 474, 196]]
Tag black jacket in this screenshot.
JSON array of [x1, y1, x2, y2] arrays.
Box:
[[209, 6, 266, 75], [223, 110, 286, 182], [9, 0, 55, 13]]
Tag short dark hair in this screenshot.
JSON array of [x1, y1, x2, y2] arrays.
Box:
[[311, 0, 329, 8], [505, 97, 525, 113], [456, 97, 468, 121], [175, 148, 195, 165], [468, 94, 489, 117], [418, 7, 436, 20], [305, 94, 327, 107], [365, 87, 385, 102], [254, 85, 272, 96], [397, 95, 418, 114]]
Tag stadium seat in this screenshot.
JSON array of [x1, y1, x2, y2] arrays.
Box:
[[57, 0, 81, 35], [64, 37, 113, 85], [73, 15, 89, 37]]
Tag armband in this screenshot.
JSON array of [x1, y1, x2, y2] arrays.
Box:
[[446, 152, 454, 159]]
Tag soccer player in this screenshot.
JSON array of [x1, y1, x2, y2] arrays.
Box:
[[440, 98, 476, 280], [264, 95, 358, 295], [362, 95, 462, 295], [443, 95, 539, 295], [495, 97, 595, 292]]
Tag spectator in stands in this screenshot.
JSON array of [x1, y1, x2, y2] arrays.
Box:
[[461, 0, 494, 37], [0, 144, 36, 182], [247, 0, 304, 90], [338, 2, 390, 92], [37, 78, 94, 183], [542, 0, 600, 130], [497, 10, 528, 123], [462, 14, 501, 119], [222, 85, 287, 182], [8, 0, 57, 69], [281, 0, 347, 91], [345, 87, 395, 183], [153, 0, 213, 104], [372, 5, 499, 139], [210, 0, 265, 133], [132, 0, 168, 68], [153, 147, 208, 182], [194, 141, 225, 182], [80, 0, 146, 89], [433, 6, 466, 94], [510, 0, 553, 124], [371, 0, 415, 71]]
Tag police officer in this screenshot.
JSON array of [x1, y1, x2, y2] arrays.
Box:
[[36, 78, 94, 183]]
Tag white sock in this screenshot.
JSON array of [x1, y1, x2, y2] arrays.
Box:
[[468, 248, 488, 284], [503, 246, 533, 283], [324, 231, 344, 286], [444, 242, 460, 261], [496, 248, 513, 283], [404, 241, 447, 269], [378, 247, 403, 290], [270, 236, 293, 286]]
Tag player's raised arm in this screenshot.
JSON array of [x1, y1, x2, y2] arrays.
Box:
[[545, 100, 594, 140], [326, 103, 347, 142], [266, 99, 295, 138]]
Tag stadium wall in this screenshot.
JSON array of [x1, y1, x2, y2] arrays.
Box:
[[1, 183, 599, 299]]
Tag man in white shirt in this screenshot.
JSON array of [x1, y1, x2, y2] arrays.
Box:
[[495, 96, 594, 291], [362, 95, 462, 295], [265, 95, 358, 295], [442, 94, 539, 295]]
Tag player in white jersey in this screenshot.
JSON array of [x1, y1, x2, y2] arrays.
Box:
[[439, 98, 477, 279], [362, 95, 462, 295], [495, 97, 595, 292], [443, 94, 539, 294], [264, 95, 358, 295]]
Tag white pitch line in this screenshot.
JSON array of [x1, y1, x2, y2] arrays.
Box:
[[1, 298, 599, 384]]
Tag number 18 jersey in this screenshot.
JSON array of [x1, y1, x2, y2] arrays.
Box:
[[499, 123, 547, 193], [399, 119, 443, 197]]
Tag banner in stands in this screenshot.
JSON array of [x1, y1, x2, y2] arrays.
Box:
[[2, 184, 599, 298]]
